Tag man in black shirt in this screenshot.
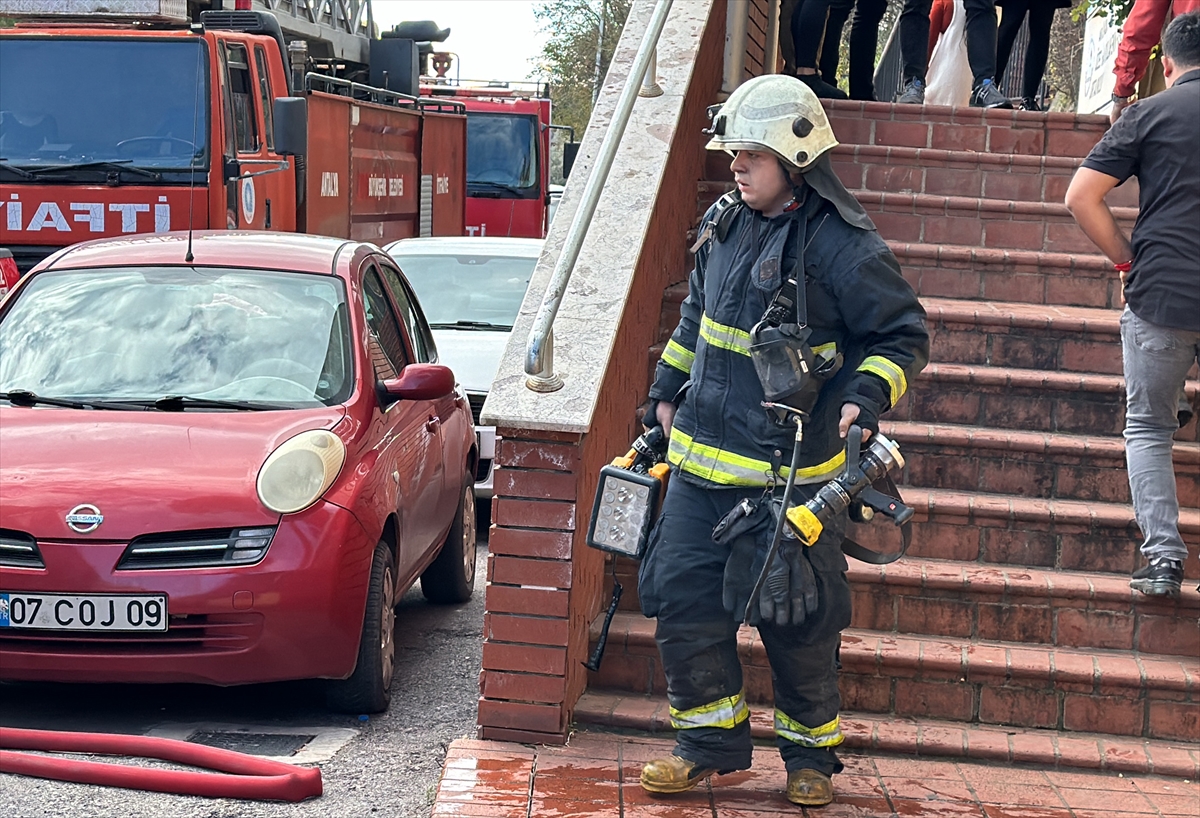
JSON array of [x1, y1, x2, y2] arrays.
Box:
[[1066, 12, 1200, 597]]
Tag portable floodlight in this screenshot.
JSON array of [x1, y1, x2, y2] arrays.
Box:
[[587, 466, 663, 559]]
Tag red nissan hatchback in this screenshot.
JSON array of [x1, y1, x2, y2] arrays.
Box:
[[0, 232, 478, 713]]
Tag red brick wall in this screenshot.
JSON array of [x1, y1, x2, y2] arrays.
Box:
[[477, 1, 727, 743], [744, 0, 771, 79]]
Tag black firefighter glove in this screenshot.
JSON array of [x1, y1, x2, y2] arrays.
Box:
[[844, 373, 890, 437], [714, 498, 772, 624], [758, 529, 820, 628]]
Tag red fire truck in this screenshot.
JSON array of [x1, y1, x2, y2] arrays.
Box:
[[0, 0, 466, 273], [385, 20, 574, 240], [427, 85, 554, 240]]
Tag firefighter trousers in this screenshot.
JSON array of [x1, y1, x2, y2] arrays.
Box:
[[638, 476, 852, 776]]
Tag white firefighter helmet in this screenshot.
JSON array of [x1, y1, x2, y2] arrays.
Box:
[[705, 74, 838, 172]]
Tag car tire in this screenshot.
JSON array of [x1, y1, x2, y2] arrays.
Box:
[[420, 476, 477, 604], [326, 542, 395, 714]]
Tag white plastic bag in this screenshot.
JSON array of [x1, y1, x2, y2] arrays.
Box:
[[926, 0, 973, 107]]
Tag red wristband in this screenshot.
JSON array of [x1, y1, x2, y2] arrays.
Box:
[[1114, 261, 1132, 273]]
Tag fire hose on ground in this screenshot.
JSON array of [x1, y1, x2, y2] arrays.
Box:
[[0, 726, 322, 802]]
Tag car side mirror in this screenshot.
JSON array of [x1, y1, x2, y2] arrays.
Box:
[[273, 97, 307, 157], [380, 364, 455, 402]]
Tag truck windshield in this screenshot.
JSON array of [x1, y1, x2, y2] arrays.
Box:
[[0, 38, 208, 171], [466, 113, 538, 194]]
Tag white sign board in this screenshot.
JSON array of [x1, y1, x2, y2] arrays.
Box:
[[0, 0, 188, 21], [1078, 12, 1124, 115]]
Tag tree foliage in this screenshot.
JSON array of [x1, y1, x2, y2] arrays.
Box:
[[533, 0, 632, 137], [1071, 0, 1136, 26]]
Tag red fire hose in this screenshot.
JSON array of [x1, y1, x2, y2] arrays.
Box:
[[0, 726, 322, 802]]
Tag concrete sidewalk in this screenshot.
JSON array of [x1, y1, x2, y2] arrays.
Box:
[[431, 730, 1199, 817]]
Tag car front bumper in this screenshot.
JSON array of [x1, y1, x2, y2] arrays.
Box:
[[0, 501, 376, 686]]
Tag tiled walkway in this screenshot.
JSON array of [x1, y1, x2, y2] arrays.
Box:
[[432, 731, 1200, 817]]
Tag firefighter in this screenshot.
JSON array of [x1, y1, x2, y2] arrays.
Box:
[[637, 74, 928, 807]]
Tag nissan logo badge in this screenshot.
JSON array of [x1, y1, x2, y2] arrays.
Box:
[[65, 504, 104, 534]]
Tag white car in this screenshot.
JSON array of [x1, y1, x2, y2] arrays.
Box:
[[384, 237, 541, 501]]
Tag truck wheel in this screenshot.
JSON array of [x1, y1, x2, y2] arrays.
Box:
[[420, 477, 477, 604], [326, 542, 395, 714]]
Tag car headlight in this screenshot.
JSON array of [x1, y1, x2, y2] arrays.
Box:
[[256, 429, 346, 514]]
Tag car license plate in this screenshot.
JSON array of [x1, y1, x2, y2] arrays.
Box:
[[0, 593, 167, 632]]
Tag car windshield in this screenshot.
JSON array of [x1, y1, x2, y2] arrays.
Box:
[[0, 267, 352, 407], [395, 252, 535, 329], [466, 113, 537, 191], [0, 38, 208, 171]]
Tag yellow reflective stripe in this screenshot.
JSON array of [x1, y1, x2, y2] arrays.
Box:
[[670, 690, 750, 730], [774, 711, 844, 748], [812, 342, 836, 358], [699, 313, 752, 356], [662, 339, 695, 373], [858, 355, 908, 406], [668, 427, 845, 487]]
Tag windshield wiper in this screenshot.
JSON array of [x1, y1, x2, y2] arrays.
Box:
[[428, 320, 512, 331], [0, 390, 144, 410], [152, 395, 290, 412], [0, 161, 35, 180], [29, 160, 162, 181], [467, 180, 526, 196]]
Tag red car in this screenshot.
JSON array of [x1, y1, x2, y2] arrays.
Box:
[[0, 231, 478, 713]]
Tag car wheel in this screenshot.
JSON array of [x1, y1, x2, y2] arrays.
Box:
[[326, 542, 395, 714], [420, 476, 477, 604]]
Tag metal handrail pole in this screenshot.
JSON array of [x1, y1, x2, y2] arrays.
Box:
[[525, 0, 675, 392], [639, 48, 663, 98]]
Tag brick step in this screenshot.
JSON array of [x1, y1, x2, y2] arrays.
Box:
[[608, 552, 1200, 656], [923, 297, 1124, 375], [848, 556, 1200, 658], [893, 242, 1122, 310], [704, 143, 1136, 207], [646, 335, 1200, 444], [586, 613, 1199, 741], [819, 99, 1110, 159], [659, 281, 1130, 348], [672, 235, 1125, 310], [696, 183, 1138, 255], [575, 690, 1200, 778], [883, 419, 1200, 506], [894, 363, 1200, 442], [852, 487, 1200, 579], [831, 144, 1140, 210]]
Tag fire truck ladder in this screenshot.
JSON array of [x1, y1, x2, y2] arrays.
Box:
[[250, 0, 372, 65]]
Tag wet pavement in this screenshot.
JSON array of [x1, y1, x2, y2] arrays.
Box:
[[432, 730, 1200, 817]]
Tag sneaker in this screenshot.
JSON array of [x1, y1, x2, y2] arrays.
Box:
[[1019, 96, 1042, 111], [971, 78, 1013, 109], [894, 77, 925, 105], [797, 72, 848, 100], [1130, 557, 1184, 597]]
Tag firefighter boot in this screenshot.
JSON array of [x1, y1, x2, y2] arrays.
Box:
[[640, 755, 718, 794], [786, 768, 834, 806]]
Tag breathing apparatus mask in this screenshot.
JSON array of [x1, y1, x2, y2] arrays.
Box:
[[748, 201, 843, 424]]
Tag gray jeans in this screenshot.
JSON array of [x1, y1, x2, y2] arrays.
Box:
[[1120, 307, 1199, 562]]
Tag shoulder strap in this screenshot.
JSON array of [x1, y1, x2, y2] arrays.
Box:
[[765, 208, 810, 327], [689, 190, 743, 253]]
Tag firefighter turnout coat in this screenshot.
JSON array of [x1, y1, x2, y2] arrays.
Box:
[[648, 190, 929, 488]]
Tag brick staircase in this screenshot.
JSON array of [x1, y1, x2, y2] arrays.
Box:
[[580, 101, 1200, 775]]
